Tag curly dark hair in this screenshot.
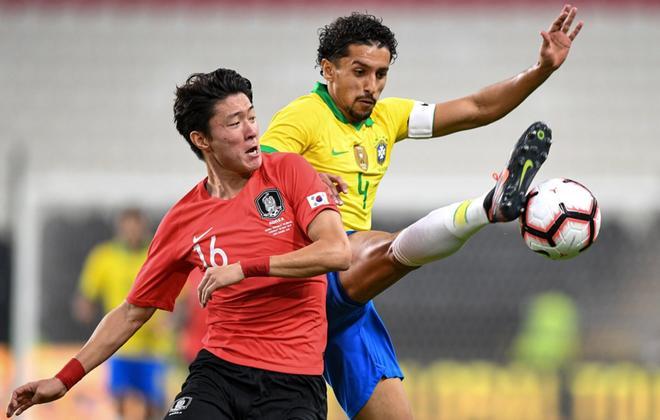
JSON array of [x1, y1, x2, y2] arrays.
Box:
[[316, 12, 398, 74], [173, 68, 253, 160]]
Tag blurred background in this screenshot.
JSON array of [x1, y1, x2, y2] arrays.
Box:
[[1, 0, 659, 419]]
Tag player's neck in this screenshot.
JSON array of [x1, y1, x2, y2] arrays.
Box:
[[205, 165, 252, 200]]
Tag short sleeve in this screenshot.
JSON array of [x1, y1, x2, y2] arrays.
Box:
[[260, 104, 314, 154], [127, 213, 192, 312], [276, 154, 339, 235], [377, 97, 416, 142]]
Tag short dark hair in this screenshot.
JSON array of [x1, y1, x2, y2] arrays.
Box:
[[316, 12, 398, 74], [173, 68, 253, 160], [118, 207, 144, 222]]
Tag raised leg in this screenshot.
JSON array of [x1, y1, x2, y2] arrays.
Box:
[[338, 230, 414, 304]]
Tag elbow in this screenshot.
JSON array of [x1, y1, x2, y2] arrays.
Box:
[[470, 102, 492, 128], [469, 94, 500, 128], [123, 302, 154, 330], [329, 240, 351, 272], [334, 254, 351, 272]]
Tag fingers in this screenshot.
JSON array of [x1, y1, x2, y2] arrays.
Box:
[[199, 268, 222, 308], [561, 6, 577, 33], [550, 4, 581, 35], [328, 174, 349, 194], [201, 281, 218, 308], [319, 173, 347, 206], [544, 4, 582, 49], [197, 269, 210, 307], [7, 391, 18, 415], [7, 387, 33, 417], [569, 21, 584, 41], [6, 396, 16, 417], [549, 4, 570, 32], [14, 401, 35, 417]]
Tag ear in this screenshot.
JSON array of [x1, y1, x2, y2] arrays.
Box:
[[190, 131, 210, 154], [320, 58, 335, 82]]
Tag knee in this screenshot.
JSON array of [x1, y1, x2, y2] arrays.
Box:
[[387, 233, 421, 271], [354, 232, 396, 261]]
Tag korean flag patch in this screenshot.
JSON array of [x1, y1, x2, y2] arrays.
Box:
[[307, 192, 330, 209]]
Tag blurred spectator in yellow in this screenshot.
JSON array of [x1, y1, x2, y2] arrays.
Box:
[[72, 208, 173, 420], [177, 270, 207, 364], [511, 291, 580, 372]]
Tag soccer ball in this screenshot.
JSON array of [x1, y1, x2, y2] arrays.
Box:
[[520, 178, 601, 260]]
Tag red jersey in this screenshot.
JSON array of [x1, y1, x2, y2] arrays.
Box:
[[127, 153, 337, 375]]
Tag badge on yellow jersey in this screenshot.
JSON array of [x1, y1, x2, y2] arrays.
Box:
[[354, 145, 368, 171], [376, 139, 387, 165]]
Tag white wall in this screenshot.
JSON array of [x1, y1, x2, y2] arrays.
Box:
[[1, 5, 659, 231]]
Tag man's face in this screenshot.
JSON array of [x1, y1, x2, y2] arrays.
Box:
[[204, 93, 261, 176], [118, 214, 147, 249], [323, 43, 391, 124]]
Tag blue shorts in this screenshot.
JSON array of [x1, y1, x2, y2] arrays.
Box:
[[323, 271, 404, 418], [108, 356, 168, 407]]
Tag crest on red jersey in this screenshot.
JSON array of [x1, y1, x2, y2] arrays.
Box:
[[255, 189, 285, 219]]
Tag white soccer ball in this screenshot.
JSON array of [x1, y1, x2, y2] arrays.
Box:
[[520, 178, 601, 260]]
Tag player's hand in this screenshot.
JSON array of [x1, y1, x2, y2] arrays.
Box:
[[319, 173, 348, 206], [6, 378, 67, 417], [538, 4, 583, 71], [197, 263, 244, 308]]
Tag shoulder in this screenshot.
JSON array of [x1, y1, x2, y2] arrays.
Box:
[[272, 93, 326, 124], [155, 179, 207, 233], [374, 97, 415, 115], [372, 98, 417, 140], [261, 152, 311, 172], [262, 93, 329, 153], [260, 153, 315, 183], [283, 92, 325, 112]]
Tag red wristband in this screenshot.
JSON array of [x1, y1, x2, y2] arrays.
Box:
[[55, 358, 86, 390], [240, 257, 270, 277]]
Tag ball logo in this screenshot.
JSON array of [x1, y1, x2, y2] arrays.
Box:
[[255, 189, 285, 219], [168, 396, 192, 415]]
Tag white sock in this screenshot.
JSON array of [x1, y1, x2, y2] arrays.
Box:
[[391, 193, 490, 267]]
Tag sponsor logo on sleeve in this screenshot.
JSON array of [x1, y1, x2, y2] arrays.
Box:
[[307, 192, 329, 209]]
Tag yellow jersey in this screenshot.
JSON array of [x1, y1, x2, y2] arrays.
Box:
[[79, 241, 173, 357], [261, 83, 414, 231]]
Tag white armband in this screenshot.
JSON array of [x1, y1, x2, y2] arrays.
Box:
[[407, 101, 435, 139]]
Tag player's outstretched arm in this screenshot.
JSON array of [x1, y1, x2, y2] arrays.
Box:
[[6, 302, 156, 418], [198, 210, 350, 307], [432, 4, 583, 137]]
